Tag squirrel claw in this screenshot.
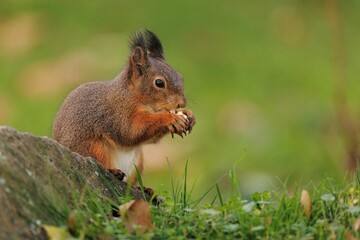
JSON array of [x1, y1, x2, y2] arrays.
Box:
[[187, 125, 193, 133]]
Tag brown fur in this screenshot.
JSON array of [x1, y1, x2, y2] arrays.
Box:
[[52, 30, 195, 183]]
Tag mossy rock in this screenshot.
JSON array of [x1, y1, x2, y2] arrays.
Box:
[[0, 126, 146, 239]]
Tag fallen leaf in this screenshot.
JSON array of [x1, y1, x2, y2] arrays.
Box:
[[345, 231, 357, 240], [41, 225, 71, 240], [300, 189, 311, 219], [119, 199, 154, 233]]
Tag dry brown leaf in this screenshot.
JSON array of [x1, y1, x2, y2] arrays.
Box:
[[345, 231, 357, 240], [300, 189, 311, 219], [119, 199, 154, 233]]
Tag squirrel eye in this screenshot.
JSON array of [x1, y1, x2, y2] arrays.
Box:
[[154, 79, 165, 88]]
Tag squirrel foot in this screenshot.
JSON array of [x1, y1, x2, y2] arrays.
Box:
[[137, 186, 155, 196], [143, 186, 155, 196], [137, 186, 163, 205], [108, 168, 126, 181]]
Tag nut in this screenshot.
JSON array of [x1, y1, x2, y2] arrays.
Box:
[[176, 111, 188, 120]]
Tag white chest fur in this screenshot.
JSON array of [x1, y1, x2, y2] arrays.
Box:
[[111, 146, 142, 179]]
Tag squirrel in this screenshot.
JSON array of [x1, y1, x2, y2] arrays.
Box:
[[52, 29, 195, 184]]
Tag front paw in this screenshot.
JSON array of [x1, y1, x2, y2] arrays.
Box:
[[179, 109, 196, 133], [168, 113, 189, 138]]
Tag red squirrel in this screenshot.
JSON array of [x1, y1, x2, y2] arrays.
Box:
[[53, 29, 195, 184]]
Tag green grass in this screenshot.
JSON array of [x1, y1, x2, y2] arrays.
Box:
[[43, 164, 360, 239]]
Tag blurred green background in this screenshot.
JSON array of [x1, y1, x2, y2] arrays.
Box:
[[1, 0, 359, 199]]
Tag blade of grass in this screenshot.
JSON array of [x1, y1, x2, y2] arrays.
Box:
[[210, 195, 218, 206], [134, 164, 146, 199], [167, 158, 180, 205], [229, 164, 240, 197], [216, 183, 224, 206], [182, 159, 189, 207], [187, 176, 198, 205], [190, 173, 227, 207]]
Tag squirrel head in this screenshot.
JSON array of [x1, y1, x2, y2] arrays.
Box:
[[126, 29, 186, 113]]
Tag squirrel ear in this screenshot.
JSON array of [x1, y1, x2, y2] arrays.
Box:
[[131, 47, 147, 65], [130, 47, 148, 76]]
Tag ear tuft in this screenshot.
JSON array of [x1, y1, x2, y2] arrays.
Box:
[[129, 29, 164, 59]]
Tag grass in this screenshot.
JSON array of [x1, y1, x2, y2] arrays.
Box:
[[1, 0, 360, 197], [43, 163, 360, 239]]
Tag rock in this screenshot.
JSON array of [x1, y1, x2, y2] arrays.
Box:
[[0, 126, 147, 239]]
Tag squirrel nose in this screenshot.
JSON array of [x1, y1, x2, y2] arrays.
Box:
[[177, 98, 186, 108]]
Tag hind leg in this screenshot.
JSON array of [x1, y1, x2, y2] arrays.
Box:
[[88, 138, 127, 181]]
